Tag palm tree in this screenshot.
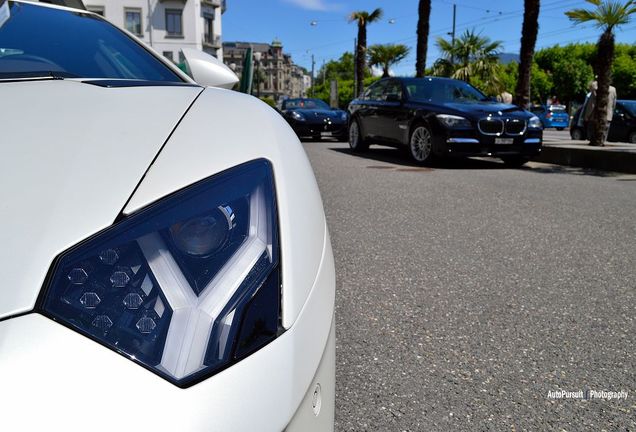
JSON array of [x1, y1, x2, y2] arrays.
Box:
[[416, 0, 432, 77], [514, 0, 541, 108], [349, 8, 383, 97], [368, 44, 410, 77], [567, 0, 636, 146], [433, 29, 502, 90]]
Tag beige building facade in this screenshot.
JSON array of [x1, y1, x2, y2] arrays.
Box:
[[223, 40, 310, 100]]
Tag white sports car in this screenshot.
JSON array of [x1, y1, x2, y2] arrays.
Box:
[[0, 1, 335, 431]]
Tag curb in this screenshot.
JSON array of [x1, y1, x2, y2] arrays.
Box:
[[532, 145, 636, 174]]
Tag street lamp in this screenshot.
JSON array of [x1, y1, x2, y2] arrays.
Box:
[[253, 51, 262, 98]]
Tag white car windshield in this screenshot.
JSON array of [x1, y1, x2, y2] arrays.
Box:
[[0, 1, 182, 81]]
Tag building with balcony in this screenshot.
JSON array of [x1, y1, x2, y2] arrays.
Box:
[[85, 0, 226, 63], [223, 39, 311, 101]]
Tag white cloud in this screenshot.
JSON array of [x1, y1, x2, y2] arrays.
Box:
[[282, 0, 339, 11]]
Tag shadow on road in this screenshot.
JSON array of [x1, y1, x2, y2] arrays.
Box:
[[522, 164, 620, 178], [329, 146, 509, 170], [329, 146, 622, 177]]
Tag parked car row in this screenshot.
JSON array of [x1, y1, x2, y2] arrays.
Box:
[[279, 78, 544, 167], [570, 99, 636, 143]]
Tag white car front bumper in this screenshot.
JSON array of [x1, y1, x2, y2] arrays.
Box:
[[0, 229, 335, 432]]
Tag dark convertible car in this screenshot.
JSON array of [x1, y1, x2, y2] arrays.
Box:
[[348, 77, 543, 166], [279, 98, 349, 141]]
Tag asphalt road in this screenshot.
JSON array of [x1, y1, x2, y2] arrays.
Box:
[[302, 140, 636, 431]]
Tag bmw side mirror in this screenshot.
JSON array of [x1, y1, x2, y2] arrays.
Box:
[[180, 48, 239, 89]]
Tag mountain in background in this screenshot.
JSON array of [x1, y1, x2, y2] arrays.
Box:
[[498, 53, 520, 64]]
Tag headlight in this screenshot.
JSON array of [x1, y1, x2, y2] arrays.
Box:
[[436, 114, 472, 129], [291, 111, 306, 121], [528, 115, 543, 129], [40, 160, 280, 387]]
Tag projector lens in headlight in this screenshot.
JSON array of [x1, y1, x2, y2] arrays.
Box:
[[39, 159, 280, 387], [169, 206, 235, 257]]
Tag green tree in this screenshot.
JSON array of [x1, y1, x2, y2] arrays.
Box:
[[318, 52, 360, 82], [551, 58, 594, 106], [612, 46, 636, 98], [310, 76, 380, 109], [311, 52, 374, 108], [530, 63, 554, 104], [566, 0, 636, 146], [498, 61, 519, 95], [433, 29, 503, 92], [515, 0, 541, 108], [416, 0, 432, 77], [349, 8, 383, 97], [368, 44, 410, 77]]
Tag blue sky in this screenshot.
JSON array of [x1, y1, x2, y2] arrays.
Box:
[[223, 0, 636, 76]]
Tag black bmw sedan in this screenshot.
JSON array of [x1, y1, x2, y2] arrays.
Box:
[[348, 77, 543, 166], [279, 98, 349, 141]]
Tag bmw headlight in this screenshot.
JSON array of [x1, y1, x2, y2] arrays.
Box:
[[528, 115, 543, 129], [436, 114, 472, 129], [291, 111, 306, 121], [40, 160, 280, 387]]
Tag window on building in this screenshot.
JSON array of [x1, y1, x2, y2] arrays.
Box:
[[124, 8, 142, 36], [165, 9, 183, 36], [203, 17, 214, 43], [87, 5, 105, 16], [163, 51, 174, 62]]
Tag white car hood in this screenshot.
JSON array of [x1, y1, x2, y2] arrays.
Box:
[[0, 80, 202, 319]]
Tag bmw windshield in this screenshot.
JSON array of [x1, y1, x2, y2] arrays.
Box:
[[404, 78, 489, 103], [0, 1, 182, 81]]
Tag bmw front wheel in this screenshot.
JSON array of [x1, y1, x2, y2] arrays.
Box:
[[409, 125, 433, 164]]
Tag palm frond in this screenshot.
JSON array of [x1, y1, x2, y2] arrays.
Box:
[[368, 8, 384, 22], [566, 0, 636, 30]]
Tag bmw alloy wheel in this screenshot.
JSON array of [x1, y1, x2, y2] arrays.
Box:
[[410, 126, 432, 163]]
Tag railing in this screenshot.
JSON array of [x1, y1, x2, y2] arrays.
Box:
[[203, 35, 222, 48]]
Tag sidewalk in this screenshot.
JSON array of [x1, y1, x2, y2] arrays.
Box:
[[533, 138, 636, 174]]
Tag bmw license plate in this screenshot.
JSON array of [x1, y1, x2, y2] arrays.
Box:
[[495, 138, 514, 144], [321, 131, 333, 136]]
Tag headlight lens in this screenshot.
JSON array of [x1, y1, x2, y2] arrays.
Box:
[[291, 111, 306, 121], [40, 160, 280, 387], [436, 114, 472, 129], [528, 115, 543, 129]]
